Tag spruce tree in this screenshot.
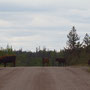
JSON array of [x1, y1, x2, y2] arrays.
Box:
[[67, 26, 80, 50], [83, 33, 90, 46]]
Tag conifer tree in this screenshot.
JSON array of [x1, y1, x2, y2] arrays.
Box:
[[67, 26, 80, 50]]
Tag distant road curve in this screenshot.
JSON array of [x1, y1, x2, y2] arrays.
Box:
[[0, 67, 90, 90]]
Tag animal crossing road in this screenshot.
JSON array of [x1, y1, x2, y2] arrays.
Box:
[[0, 67, 90, 90]]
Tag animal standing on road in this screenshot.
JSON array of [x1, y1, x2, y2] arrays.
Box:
[[56, 58, 66, 66], [42, 58, 49, 66], [0, 55, 16, 67]]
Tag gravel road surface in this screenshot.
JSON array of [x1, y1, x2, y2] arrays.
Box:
[[0, 67, 90, 90]]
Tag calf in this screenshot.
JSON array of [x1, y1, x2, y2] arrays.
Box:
[[56, 58, 66, 66], [0, 55, 16, 67], [42, 58, 49, 66]]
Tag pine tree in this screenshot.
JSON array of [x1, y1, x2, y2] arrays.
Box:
[[83, 33, 90, 46], [67, 26, 80, 50]]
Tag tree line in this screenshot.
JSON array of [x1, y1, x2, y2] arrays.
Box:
[[0, 26, 90, 66]]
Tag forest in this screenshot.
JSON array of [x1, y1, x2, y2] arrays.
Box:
[[0, 26, 90, 66]]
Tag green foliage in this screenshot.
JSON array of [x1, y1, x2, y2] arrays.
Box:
[[0, 44, 90, 67], [15, 50, 57, 66], [63, 46, 90, 66], [0, 45, 15, 57]]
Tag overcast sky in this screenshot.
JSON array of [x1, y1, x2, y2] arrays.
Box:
[[0, 0, 90, 51]]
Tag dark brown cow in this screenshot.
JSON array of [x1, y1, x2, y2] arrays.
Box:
[[42, 58, 49, 66], [88, 60, 90, 66], [56, 58, 66, 66], [0, 55, 16, 67]]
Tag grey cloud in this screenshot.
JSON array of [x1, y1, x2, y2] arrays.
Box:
[[0, 3, 55, 12], [0, 0, 90, 51]]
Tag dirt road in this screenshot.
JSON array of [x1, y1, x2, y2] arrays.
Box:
[[0, 67, 90, 90]]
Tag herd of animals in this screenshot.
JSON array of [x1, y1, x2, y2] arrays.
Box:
[[0, 55, 90, 67]]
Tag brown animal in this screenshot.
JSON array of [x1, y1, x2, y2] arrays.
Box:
[[56, 58, 66, 66], [88, 60, 90, 66], [0, 55, 16, 67], [42, 58, 49, 66]]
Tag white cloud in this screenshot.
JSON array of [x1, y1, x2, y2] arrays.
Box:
[[68, 9, 90, 18], [0, 12, 72, 28], [0, 19, 12, 27], [31, 14, 71, 27]]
